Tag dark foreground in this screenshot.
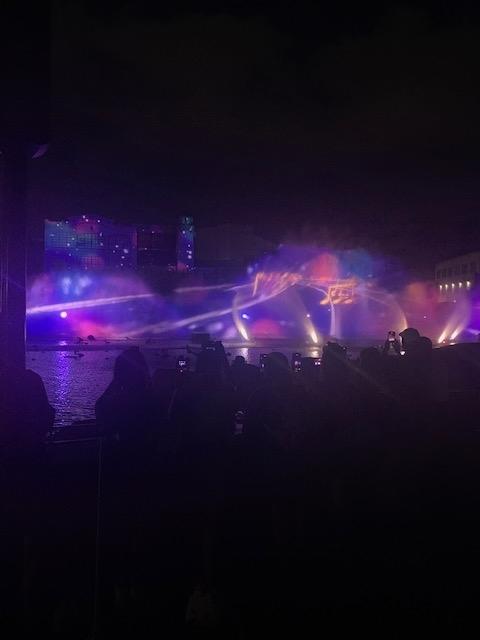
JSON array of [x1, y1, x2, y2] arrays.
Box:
[[2, 339, 480, 638]]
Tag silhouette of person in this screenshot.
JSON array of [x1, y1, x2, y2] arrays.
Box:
[[96, 346, 153, 443], [399, 327, 420, 355], [357, 347, 390, 399], [0, 362, 54, 633], [382, 332, 401, 356], [0, 363, 55, 454], [320, 342, 351, 401], [230, 355, 261, 408], [245, 351, 307, 452], [170, 347, 235, 465]]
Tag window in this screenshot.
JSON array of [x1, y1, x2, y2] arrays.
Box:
[[470, 262, 477, 273], [462, 264, 468, 273], [447, 268, 452, 277], [77, 233, 99, 248]]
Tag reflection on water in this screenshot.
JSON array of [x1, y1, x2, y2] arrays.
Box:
[[28, 345, 324, 426]]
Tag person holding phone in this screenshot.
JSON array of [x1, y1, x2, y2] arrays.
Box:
[[383, 330, 401, 356]]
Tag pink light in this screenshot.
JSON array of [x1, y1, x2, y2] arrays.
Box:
[[60, 311, 68, 319]]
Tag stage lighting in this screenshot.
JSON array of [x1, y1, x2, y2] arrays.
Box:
[[60, 311, 68, 319]]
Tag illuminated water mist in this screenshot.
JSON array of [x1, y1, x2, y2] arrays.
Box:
[[26, 246, 475, 345]]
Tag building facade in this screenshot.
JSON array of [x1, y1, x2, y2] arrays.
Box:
[[435, 252, 480, 301], [45, 216, 193, 273], [45, 216, 137, 271], [137, 225, 177, 269]]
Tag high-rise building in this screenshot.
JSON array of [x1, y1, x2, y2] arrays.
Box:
[[177, 216, 195, 272]]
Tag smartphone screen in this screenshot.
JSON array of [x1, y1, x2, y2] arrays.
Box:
[[177, 358, 188, 372]]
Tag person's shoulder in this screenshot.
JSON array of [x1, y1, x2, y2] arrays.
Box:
[[24, 368, 46, 388], [25, 368, 42, 378]]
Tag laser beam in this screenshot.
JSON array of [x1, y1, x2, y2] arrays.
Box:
[[27, 293, 155, 315]]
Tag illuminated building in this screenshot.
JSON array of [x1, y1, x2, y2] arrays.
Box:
[[177, 216, 195, 272], [137, 225, 177, 269], [102, 220, 137, 269], [45, 216, 193, 274], [45, 216, 136, 271], [435, 252, 479, 301]]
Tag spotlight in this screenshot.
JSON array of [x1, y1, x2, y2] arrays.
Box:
[[60, 311, 68, 319], [238, 325, 249, 341], [241, 313, 250, 320], [438, 329, 448, 343]]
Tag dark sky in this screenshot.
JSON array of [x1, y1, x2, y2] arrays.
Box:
[[28, 0, 480, 270]]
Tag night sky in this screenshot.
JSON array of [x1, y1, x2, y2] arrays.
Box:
[[26, 1, 480, 271]]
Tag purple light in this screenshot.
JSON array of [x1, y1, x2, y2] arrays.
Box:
[[60, 311, 68, 319]]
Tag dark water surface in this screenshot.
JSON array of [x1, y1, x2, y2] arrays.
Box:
[[28, 344, 325, 426]]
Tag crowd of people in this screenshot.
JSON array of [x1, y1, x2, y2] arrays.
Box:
[[1, 328, 480, 637]]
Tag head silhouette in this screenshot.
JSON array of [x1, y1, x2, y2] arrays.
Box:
[[264, 352, 291, 387], [360, 347, 382, 372], [399, 327, 420, 352], [233, 355, 246, 367], [113, 347, 150, 391], [195, 349, 223, 376], [321, 342, 349, 391]]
